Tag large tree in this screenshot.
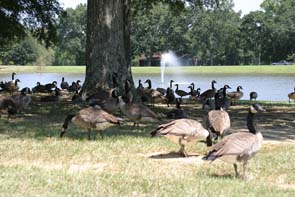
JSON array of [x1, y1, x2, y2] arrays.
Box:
[[81, 0, 132, 96], [81, 0, 218, 96]]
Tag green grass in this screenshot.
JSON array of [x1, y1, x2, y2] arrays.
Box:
[[1, 65, 295, 75], [0, 98, 294, 196]]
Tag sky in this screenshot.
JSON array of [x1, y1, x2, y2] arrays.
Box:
[[58, 0, 264, 15]]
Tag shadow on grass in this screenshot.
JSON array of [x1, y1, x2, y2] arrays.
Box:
[[0, 97, 295, 143], [150, 151, 200, 159]]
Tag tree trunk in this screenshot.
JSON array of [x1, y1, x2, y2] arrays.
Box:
[[81, 0, 133, 96]]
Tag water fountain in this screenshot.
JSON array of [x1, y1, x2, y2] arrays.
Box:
[[160, 51, 181, 84]]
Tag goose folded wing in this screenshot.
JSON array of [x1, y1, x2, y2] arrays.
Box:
[[210, 132, 257, 156]]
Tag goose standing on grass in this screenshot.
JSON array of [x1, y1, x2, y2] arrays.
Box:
[[215, 84, 231, 111], [151, 119, 212, 157], [122, 79, 133, 104], [288, 87, 295, 102], [200, 80, 217, 101], [175, 84, 189, 98], [60, 77, 69, 90], [167, 98, 187, 119], [206, 107, 231, 140], [117, 96, 157, 128], [11, 87, 32, 112], [0, 95, 17, 121], [165, 80, 175, 107], [227, 85, 244, 105], [5, 79, 20, 95], [136, 79, 148, 103], [250, 91, 258, 103], [60, 105, 122, 140], [203, 104, 265, 179]]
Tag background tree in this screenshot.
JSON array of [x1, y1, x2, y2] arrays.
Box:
[[54, 4, 87, 65], [0, 36, 54, 65], [0, 0, 62, 48]]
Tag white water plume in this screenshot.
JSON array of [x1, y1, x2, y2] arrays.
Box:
[[160, 51, 182, 84]]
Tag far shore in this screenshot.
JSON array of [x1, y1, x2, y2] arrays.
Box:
[[0, 65, 295, 75]]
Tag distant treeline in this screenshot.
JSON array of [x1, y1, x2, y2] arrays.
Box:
[[1, 0, 294, 66]]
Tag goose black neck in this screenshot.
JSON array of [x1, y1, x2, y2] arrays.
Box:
[[211, 81, 215, 89], [63, 114, 75, 129], [170, 80, 173, 88], [147, 80, 151, 89], [247, 111, 257, 134], [191, 83, 195, 89], [222, 87, 227, 97]]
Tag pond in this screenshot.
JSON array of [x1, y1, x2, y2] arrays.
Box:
[[0, 72, 294, 102]]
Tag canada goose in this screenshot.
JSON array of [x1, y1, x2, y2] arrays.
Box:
[[117, 96, 157, 128], [151, 119, 212, 157], [165, 80, 175, 107], [167, 98, 187, 119], [175, 84, 189, 98], [189, 83, 201, 98], [11, 72, 16, 80], [288, 87, 295, 102], [227, 86, 244, 105], [32, 82, 47, 93], [93, 89, 120, 113], [45, 81, 57, 92], [68, 80, 82, 92], [60, 105, 122, 140], [215, 84, 231, 111], [76, 80, 82, 91], [144, 79, 167, 105], [0, 95, 17, 120], [188, 85, 199, 99], [136, 79, 148, 103], [72, 90, 82, 102], [202, 99, 215, 110], [40, 88, 60, 102], [5, 79, 20, 95], [11, 87, 32, 112], [250, 91, 258, 103], [203, 104, 265, 179], [200, 80, 217, 101], [60, 77, 69, 90], [122, 79, 133, 104], [206, 108, 231, 140]]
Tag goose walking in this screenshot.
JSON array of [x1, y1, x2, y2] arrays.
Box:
[[60, 105, 122, 140], [151, 119, 212, 157], [203, 104, 265, 179]]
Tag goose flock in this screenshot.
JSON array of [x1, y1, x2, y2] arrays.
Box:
[[0, 72, 293, 179]]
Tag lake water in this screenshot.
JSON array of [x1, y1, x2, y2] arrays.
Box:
[[0, 72, 294, 101]]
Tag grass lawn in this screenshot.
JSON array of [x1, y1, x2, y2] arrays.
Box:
[[0, 95, 294, 195], [1, 65, 295, 75]]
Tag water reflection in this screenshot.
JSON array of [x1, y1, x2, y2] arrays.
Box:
[[0, 72, 294, 101]]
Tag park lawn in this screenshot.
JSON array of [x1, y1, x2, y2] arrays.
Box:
[[1, 65, 295, 75], [0, 98, 294, 196]]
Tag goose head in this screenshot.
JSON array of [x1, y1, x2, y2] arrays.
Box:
[[223, 84, 231, 90], [237, 86, 243, 91]]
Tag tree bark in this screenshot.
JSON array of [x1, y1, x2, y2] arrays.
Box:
[[81, 0, 133, 96]]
